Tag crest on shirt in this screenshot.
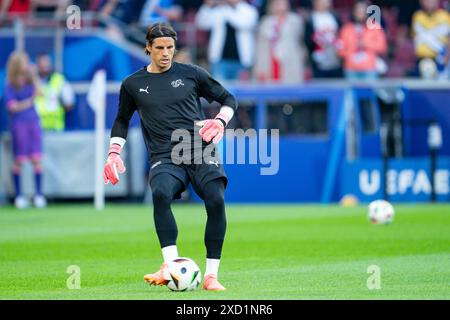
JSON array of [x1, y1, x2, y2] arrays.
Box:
[[171, 79, 184, 88]]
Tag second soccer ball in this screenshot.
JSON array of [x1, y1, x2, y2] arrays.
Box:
[[368, 200, 395, 225]]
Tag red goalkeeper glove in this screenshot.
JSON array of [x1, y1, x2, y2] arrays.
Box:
[[103, 144, 126, 185], [197, 113, 230, 144]]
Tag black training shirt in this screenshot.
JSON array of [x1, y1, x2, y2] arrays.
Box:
[[111, 62, 238, 163]]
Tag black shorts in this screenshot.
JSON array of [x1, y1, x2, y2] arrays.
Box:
[[148, 158, 228, 200]]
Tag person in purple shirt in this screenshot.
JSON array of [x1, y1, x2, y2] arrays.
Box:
[[4, 51, 46, 209]]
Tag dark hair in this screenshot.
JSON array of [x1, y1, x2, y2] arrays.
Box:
[[145, 23, 178, 55]]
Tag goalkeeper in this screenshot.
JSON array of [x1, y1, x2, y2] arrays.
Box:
[[103, 23, 237, 291]]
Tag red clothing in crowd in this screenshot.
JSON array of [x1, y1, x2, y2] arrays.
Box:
[[4, 0, 31, 13], [338, 22, 387, 72]]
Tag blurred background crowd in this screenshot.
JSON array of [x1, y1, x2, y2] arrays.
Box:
[[1, 0, 450, 207], [1, 0, 450, 82]]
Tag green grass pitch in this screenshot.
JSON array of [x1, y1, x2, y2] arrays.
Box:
[[0, 203, 449, 299]]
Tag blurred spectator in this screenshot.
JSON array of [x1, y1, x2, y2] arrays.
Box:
[[138, 0, 182, 27], [32, 0, 72, 17], [4, 51, 46, 209], [412, 0, 450, 79], [337, 0, 387, 80], [71, 0, 97, 11], [250, 0, 267, 16], [96, 0, 146, 40], [99, 0, 145, 25], [305, 0, 343, 78], [0, 0, 71, 22], [196, 0, 259, 81], [436, 34, 450, 79], [179, 0, 203, 12], [174, 47, 193, 64], [0, 0, 32, 18], [254, 0, 304, 83], [34, 53, 75, 132], [374, 0, 420, 28]]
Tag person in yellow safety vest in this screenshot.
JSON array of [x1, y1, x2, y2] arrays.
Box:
[[35, 54, 75, 131]]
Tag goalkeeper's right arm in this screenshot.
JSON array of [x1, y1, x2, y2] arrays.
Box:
[[104, 82, 136, 185]]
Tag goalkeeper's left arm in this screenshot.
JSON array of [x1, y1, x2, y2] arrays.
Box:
[[194, 65, 238, 144], [104, 82, 136, 185]]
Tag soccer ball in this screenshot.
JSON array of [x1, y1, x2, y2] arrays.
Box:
[[368, 200, 395, 225], [164, 257, 201, 291]]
